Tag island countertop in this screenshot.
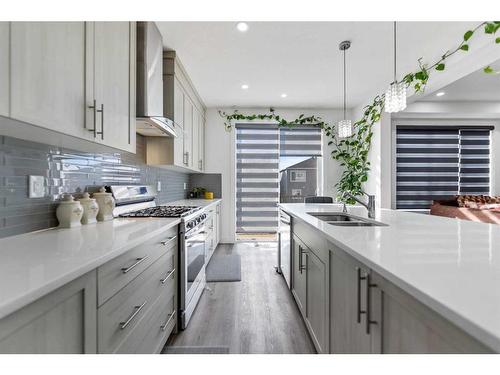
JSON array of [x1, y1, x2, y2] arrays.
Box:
[[279, 203, 500, 352]]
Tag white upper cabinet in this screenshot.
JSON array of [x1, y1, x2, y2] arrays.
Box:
[[183, 95, 193, 168], [192, 106, 200, 170], [0, 22, 9, 117], [89, 22, 136, 153], [10, 22, 88, 139]]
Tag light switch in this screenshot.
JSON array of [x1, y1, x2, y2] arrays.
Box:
[[29, 175, 45, 198]]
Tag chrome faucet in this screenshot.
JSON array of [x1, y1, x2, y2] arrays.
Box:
[[346, 191, 376, 219]]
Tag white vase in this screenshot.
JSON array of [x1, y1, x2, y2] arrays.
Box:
[[56, 193, 84, 228], [78, 192, 99, 225], [93, 187, 115, 222]]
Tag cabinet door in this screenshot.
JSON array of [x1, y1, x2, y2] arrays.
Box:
[[173, 78, 185, 166], [192, 107, 200, 171], [0, 271, 97, 354], [0, 22, 8, 117], [93, 22, 134, 152], [10, 22, 88, 138], [370, 272, 491, 354], [183, 96, 193, 168], [329, 247, 372, 353], [292, 235, 307, 316], [199, 113, 205, 171], [306, 248, 329, 353]]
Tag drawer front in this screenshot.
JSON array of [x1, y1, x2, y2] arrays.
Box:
[[115, 286, 176, 354], [97, 225, 178, 305], [97, 248, 176, 353]]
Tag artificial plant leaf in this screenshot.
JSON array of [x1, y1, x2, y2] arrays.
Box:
[[464, 30, 474, 41]]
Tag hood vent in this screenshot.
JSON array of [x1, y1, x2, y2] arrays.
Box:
[[136, 22, 176, 137]]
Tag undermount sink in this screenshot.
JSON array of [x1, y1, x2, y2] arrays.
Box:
[[307, 212, 388, 227]]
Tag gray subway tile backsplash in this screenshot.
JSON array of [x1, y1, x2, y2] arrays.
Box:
[[0, 134, 193, 238]]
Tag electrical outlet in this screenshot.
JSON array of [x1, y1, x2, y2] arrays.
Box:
[[29, 175, 45, 198], [184, 183, 187, 190], [157, 181, 162, 192]]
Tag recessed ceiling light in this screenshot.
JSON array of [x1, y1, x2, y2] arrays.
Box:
[[436, 91, 445, 97], [281, 93, 287, 98], [241, 84, 249, 90], [236, 22, 249, 32]]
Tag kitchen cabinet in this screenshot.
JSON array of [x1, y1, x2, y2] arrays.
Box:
[[9, 22, 89, 139], [198, 112, 205, 171], [292, 235, 307, 316], [369, 272, 491, 354], [3, 21, 135, 153], [192, 107, 200, 170], [0, 22, 9, 117], [329, 246, 374, 353], [0, 271, 97, 354], [183, 95, 194, 168], [90, 22, 136, 153]]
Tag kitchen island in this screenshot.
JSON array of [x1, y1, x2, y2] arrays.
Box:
[[279, 203, 500, 354]]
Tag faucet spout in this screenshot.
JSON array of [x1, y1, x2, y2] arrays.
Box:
[[346, 191, 376, 219]]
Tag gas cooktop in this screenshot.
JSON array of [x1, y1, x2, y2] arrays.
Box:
[[119, 205, 201, 218]]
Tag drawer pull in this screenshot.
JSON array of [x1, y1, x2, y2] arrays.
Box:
[[160, 311, 176, 331], [161, 236, 177, 246], [160, 269, 175, 284], [121, 256, 149, 274], [120, 301, 147, 330]]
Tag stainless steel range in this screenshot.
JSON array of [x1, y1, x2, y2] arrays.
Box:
[[108, 185, 208, 330]]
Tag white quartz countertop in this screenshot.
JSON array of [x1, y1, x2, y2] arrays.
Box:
[[0, 198, 220, 320], [279, 203, 500, 352]]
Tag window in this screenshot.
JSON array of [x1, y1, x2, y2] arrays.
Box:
[[235, 124, 322, 235], [396, 126, 492, 211]]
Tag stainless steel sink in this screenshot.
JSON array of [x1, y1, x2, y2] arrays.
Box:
[[307, 212, 387, 227]]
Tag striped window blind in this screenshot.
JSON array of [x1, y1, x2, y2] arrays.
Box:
[[280, 126, 322, 156], [236, 124, 280, 233], [396, 126, 492, 211]]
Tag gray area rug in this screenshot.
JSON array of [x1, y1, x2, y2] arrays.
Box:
[[163, 346, 230, 354], [206, 253, 241, 282]]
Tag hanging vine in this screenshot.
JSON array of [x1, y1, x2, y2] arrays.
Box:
[[219, 21, 500, 203]]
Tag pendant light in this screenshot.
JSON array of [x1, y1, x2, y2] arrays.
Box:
[[337, 40, 352, 138], [384, 22, 407, 113]]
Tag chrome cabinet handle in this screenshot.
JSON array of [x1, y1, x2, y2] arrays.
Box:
[[160, 269, 175, 284], [356, 267, 367, 324], [160, 311, 176, 331], [96, 103, 104, 140], [299, 245, 308, 273], [88, 99, 97, 137], [121, 255, 149, 274], [365, 273, 378, 334], [160, 236, 177, 246], [120, 301, 147, 330]]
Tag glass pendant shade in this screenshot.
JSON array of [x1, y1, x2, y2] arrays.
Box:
[[384, 81, 407, 113], [337, 119, 352, 138]]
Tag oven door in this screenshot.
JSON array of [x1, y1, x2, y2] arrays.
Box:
[[180, 223, 207, 328]]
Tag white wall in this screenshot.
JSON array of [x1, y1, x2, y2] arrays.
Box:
[[204, 107, 346, 243]]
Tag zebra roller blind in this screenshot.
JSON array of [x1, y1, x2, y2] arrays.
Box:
[[280, 126, 322, 156], [396, 126, 492, 211], [236, 124, 280, 233]]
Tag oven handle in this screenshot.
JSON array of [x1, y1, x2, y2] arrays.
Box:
[[185, 229, 207, 239]]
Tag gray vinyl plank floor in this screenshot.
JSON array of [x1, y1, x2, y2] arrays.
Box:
[[165, 242, 316, 354]]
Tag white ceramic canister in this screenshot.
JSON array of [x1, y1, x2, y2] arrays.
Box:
[[78, 192, 99, 225], [56, 193, 84, 228], [93, 187, 115, 221]]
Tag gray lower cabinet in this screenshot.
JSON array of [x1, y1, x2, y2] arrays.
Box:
[[291, 233, 329, 353], [329, 246, 374, 353], [370, 272, 492, 354], [0, 271, 97, 354]]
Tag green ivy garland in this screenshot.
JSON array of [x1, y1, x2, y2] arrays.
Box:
[[219, 21, 500, 204]]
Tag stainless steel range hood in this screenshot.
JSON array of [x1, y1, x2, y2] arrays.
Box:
[[136, 22, 176, 137]]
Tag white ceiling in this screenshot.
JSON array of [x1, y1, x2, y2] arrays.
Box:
[[421, 58, 500, 102], [156, 21, 480, 108]]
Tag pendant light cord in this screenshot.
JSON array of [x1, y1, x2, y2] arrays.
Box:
[[343, 47, 346, 119], [393, 21, 397, 83]]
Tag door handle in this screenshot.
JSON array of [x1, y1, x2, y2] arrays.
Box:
[[356, 267, 367, 323], [299, 245, 308, 273], [120, 301, 147, 329], [365, 273, 378, 334], [121, 256, 149, 274], [88, 99, 97, 137]]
